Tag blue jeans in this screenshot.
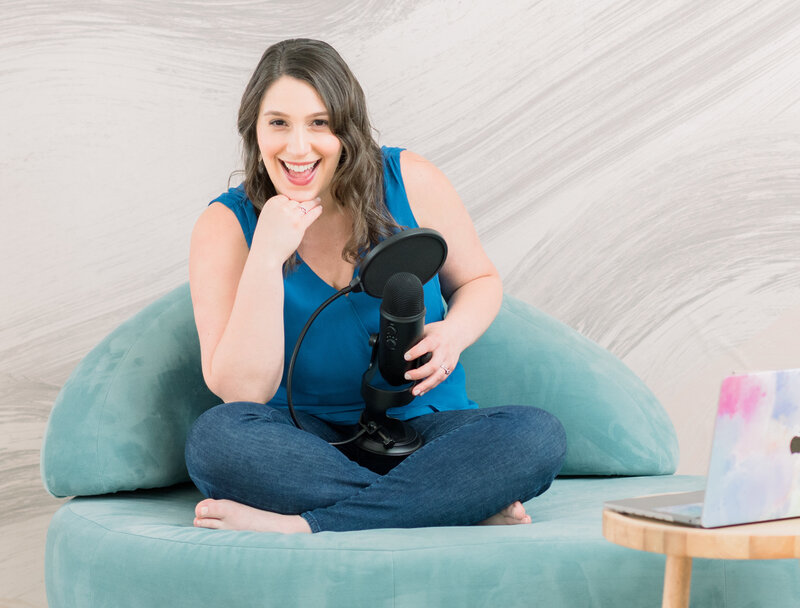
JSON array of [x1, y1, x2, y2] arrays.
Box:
[[185, 402, 566, 532]]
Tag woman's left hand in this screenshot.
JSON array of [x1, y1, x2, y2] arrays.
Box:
[[402, 320, 463, 396]]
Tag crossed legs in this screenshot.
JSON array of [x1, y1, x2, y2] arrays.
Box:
[[185, 402, 566, 533]]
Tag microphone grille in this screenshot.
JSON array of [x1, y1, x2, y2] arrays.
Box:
[[381, 272, 424, 316]]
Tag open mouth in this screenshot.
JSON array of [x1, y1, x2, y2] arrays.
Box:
[[280, 159, 321, 186]]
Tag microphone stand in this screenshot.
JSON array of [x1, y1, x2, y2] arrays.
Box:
[[355, 334, 424, 458], [285, 278, 424, 457]]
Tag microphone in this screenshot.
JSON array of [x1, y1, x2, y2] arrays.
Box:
[[378, 272, 426, 386]]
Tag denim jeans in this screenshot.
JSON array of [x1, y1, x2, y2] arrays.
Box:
[[185, 402, 566, 533]]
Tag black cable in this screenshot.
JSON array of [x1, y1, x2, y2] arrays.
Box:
[[329, 426, 367, 447], [286, 283, 353, 431], [286, 274, 376, 450]]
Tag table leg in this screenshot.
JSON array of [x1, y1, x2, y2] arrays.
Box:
[[662, 555, 692, 608]]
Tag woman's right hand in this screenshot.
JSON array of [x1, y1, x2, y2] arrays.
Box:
[[252, 194, 323, 263]]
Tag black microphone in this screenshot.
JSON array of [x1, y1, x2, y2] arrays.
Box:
[[378, 272, 426, 386]]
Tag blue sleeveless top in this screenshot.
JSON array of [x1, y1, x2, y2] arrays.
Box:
[[210, 146, 476, 424]]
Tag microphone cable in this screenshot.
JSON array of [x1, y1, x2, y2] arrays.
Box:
[[285, 277, 368, 447]]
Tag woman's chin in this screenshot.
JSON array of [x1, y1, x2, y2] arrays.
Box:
[[275, 184, 319, 201]]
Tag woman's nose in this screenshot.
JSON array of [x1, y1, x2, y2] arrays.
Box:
[[286, 127, 310, 156]]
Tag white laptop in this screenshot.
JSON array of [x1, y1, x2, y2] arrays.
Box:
[[605, 369, 800, 528]]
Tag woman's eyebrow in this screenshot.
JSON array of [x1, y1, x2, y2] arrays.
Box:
[[262, 110, 329, 118]]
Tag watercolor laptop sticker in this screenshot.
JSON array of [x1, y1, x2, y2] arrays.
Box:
[[605, 369, 800, 528]]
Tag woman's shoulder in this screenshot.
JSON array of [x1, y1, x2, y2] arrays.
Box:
[[192, 201, 249, 254], [398, 150, 453, 201], [384, 146, 446, 173], [211, 182, 249, 209], [373, 146, 443, 187], [207, 182, 257, 248], [395, 149, 466, 233]]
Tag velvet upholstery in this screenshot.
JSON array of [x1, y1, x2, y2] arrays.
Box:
[[45, 476, 799, 607], [41, 284, 219, 497], [461, 295, 678, 475], [41, 284, 677, 498]]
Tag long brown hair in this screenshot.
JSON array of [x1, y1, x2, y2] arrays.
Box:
[[237, 39, 398, 270]]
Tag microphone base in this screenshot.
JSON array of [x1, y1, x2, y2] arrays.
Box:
[[354, 413, 424, 461]]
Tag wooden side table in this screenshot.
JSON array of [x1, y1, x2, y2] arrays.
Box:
[[603, 509, 800, 608]]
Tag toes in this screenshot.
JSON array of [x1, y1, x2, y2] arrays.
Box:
[[195, 498, 233, 520], [194, 517, 223, 529], [506, 501, 531, 523], [507, 501, 525, 519], [195, 498, 217, 518]]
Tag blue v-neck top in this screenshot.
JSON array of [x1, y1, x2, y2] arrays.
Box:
[[209, 146, 476, 423]]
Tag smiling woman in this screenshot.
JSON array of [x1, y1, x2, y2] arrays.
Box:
[[184, 38, 566, 534]]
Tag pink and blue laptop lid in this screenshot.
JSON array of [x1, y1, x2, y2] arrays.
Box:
[[605, 369, 800, 528]]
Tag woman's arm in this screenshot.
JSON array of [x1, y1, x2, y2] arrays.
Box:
[[399, 150, 503, 396], [189, 195, 322, 403]]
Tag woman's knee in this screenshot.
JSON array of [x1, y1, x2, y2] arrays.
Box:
[[494, 406, 567, 479], [184, 401, 270, 482], [187, 402, 246, 448]]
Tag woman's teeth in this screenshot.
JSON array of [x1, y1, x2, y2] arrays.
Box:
[[283, 160, 318, 174]]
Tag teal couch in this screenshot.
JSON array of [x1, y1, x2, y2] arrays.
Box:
[[41, 284, 798, 607]]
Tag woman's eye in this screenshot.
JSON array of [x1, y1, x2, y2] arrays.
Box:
[[269, 119, 287, 127], [312, 119, 329, 127]]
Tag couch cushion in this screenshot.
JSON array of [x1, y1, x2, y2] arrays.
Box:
[[40, 284, 220, 497], [45, 476, 798, 608], [463, 295, 678, 475]]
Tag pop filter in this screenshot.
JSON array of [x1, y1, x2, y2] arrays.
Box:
[[352, 228, 447, 297]]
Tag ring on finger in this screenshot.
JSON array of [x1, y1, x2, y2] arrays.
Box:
[[440, 365, 450, 375], [298, 206, 308, 215]]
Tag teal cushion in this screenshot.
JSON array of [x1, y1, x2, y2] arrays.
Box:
[[41, 284, 220, 498], [462, 295, 678, 475], [41, 284, 677, 498], [45, 476, 800, 607]]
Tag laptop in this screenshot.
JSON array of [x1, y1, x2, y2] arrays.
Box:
[[605, 368, 800, 528]]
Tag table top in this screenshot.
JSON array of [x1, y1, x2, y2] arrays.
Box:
[[603, 509, 800, 560]]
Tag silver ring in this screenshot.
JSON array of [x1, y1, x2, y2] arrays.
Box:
[[440, 365, 450, 375], [298, 206, 308, 215]]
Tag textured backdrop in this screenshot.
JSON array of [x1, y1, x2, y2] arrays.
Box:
[[3, 1, 800, 605]]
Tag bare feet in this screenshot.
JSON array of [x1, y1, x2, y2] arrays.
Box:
[[193, 498, 528, 532], [193, 499, 311, 534], [478, 501, 532, 526]]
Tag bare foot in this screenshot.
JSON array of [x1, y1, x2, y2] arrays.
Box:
[[478, 501, 532, 526], [193, 499, 311, 534]]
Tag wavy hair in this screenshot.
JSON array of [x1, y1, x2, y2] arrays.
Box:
[[237, 38, 398, 271]]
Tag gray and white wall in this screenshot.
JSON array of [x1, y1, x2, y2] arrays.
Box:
[[3, 1, 799, 605]]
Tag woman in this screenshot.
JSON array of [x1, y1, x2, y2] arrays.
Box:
[[185, 38, 566, 533]]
